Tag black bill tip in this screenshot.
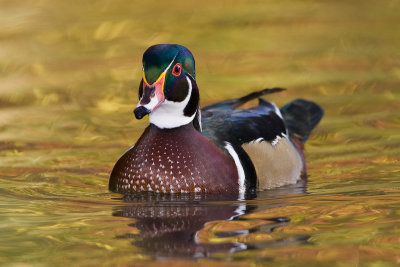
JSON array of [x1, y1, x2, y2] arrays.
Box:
[[134, 106, 150, 119]]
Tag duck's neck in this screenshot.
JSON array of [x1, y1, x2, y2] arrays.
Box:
[[149, 76, 201, 130], [148, 101, 196, 129]]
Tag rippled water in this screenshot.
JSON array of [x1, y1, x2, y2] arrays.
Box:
[[1, 0, 400, 266]]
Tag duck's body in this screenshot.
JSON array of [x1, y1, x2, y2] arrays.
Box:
[[110, 123, 240, 194], [109, 44, 323, 196]]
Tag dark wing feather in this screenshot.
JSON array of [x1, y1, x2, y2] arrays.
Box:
[[201, 99, 286, 148]]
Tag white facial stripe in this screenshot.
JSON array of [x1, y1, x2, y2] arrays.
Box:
[[149, 76, 195, 129], [163, 54, 178, 73], [142, 53, 177, 85]]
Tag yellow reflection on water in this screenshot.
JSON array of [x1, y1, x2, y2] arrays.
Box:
[[0, 0, 400, 266]]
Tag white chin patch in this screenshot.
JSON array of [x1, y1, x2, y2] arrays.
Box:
[[137, 92, 162, 112], [149, 76, 195, 129]]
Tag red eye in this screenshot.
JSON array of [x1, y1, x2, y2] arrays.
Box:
[[172, 63, 182, 76]]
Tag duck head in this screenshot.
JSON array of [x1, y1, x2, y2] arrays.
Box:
[[134, 44, 200, 129]]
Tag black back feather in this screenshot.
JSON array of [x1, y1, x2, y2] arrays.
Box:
[[201, 88, 287, 148]]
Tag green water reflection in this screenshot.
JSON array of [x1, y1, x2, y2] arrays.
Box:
[[1, 0, 400, 266]]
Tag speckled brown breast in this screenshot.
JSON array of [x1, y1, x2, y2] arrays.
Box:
[[109, 124, 239, 194]]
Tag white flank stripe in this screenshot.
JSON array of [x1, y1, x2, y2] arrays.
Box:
[[224, 141, 245, 199]]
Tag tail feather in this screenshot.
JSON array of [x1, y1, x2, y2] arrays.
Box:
[[280, 99, 324, 144]]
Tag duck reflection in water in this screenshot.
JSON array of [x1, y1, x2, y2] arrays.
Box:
[[112, 182, 309, 259]]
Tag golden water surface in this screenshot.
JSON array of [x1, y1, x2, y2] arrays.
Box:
[[1, 0, 400, 266]]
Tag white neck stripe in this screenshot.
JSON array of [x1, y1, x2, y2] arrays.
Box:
[[224, 141, 246, 199]]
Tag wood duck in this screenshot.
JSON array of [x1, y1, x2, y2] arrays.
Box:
[[109, 44, 323, 197]]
